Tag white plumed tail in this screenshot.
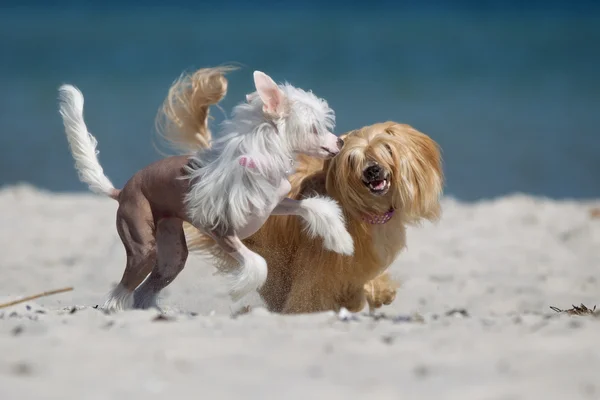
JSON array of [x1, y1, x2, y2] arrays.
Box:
[[58, 84, 119, 200]]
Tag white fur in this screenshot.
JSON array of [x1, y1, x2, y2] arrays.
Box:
[[337, 307, 360, 321], [298, 196, 354, 256], [58, 85, 116, 197], [102, 284, 134, 312], [227, 249, 268, 302]]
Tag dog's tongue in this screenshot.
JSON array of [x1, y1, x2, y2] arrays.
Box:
[[371, 180, 385, 190]]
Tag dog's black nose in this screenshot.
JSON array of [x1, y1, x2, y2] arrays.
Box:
[[337, 137, 344, 149], [364, 164, 382, 181]]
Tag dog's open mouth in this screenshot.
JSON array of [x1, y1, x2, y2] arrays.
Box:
[[368, 179, 387, 191], [362, 164, 391, 196], [362, 176, 391, 196], [365, 178, 390, 195]]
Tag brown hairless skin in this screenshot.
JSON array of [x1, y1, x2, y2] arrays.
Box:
[[109, 156, 192, 308]]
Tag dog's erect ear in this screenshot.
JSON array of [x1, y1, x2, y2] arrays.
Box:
[[253, 71, 286, 116]]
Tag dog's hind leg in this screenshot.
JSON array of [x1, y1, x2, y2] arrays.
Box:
[[102, 202, 157, 312], [210, 234, 268, 302], [133, 218, 188, 310]]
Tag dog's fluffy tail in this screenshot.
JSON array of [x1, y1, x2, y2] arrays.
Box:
[[58, 84, 119, 200], [155, 65, 236, 154]]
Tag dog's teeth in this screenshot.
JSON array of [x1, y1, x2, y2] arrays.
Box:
[[370, 180, 386, 190]]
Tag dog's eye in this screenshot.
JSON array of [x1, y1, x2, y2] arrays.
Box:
[[312, 125, 319, 135]]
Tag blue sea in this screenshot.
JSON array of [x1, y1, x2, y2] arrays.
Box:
[[1, 1, 599, 201]]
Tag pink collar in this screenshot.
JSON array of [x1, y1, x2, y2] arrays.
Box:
[[362, 208, 395, 224]]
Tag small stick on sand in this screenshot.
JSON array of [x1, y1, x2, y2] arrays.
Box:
[[0, 287, 73, 309], [549, 303, 598, 316]]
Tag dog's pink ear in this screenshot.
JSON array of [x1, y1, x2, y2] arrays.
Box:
[[253, 71, 286, 116], [239, 156, 257, 169]]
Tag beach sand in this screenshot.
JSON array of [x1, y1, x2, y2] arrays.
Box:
[[1, 184, 599, 399]]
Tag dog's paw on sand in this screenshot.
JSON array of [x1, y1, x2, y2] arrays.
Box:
[[101, 284, 134, 312], [337, 307, 360, 322]]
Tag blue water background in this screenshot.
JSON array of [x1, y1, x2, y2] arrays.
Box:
[[1, 1, 599, 201]]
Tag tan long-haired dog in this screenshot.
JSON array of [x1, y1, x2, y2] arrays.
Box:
[[159, 67, 444, 314]]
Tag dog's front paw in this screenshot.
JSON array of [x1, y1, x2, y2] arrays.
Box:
[[364, 273, 399, 311]]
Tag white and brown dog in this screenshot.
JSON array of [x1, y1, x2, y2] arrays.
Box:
[[58, 67, 354, 312]]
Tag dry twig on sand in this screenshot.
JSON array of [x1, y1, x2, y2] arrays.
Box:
[[549, 303, 599, 316], [0, 287, 73, 309]]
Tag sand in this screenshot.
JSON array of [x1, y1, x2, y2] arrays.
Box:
[[1, 184, 599, 399]]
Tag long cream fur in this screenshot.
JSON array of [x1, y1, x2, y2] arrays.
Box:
[[154, 66, 234, 154]]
